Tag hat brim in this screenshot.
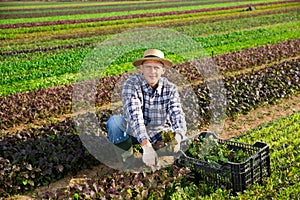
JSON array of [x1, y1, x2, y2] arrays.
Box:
[[133, 57, 173, 67]]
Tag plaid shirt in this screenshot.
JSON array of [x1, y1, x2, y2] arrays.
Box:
[[122, 74, 186, 144]]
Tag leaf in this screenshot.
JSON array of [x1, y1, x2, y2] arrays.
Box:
[[56, 165, 64, 172], [22, 180, 28, 185], [25, 164, 32, 171], [74, 193, 79, 200], [127, 188, 133, 198]]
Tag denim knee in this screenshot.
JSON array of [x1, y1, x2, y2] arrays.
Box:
[[106, 115, 129, 144]]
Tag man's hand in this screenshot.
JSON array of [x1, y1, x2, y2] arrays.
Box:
[[142, 142, 159, 169], [174, 133, 186, 152]]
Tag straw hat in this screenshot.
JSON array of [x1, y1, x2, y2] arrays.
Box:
[[132, 49, 173, 67]]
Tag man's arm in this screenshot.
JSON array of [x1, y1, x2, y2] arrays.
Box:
[[122, 79, 150, 144], [168, 86, 187, 137]]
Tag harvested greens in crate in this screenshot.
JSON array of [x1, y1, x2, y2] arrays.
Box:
[[177, 132, 271, 192]]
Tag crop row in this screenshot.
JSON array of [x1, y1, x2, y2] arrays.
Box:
[[3, 0, 266, 13], [1, 41, 299, 130], [1, 56, 298, 134], [2, 7, 298, 51], [1, 57, 299, 174], [0, 47, 88, 85], [2, 8, 298, 54], [0, 131, 101, 197], [2, 3, 296, 37], [0, 0, 219, 11], [181, 58, 299, 121], [194, 21, 299, 54], [214, 38, 300, 72], [1, 0, 296, 29], [1, 96, 298, 197], [0, 0, 283, 24], [1, 21, 298, 96], [1, 57, 298, 194], [0, 0, 244, 19], [1, 0, 298, 198], [0, 2, 258, 27], [176, 38, 300, 75], [37, 112, 300, 199]]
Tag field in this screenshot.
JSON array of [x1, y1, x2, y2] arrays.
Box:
[[0, 0, 299, 199]]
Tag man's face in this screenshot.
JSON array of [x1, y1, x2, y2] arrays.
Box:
[[140, 60, 165, 88]]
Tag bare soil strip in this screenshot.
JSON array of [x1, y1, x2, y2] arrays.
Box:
[[220, 93, 300, 139]]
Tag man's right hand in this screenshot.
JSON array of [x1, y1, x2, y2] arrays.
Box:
[[142, 142, 158, 168]]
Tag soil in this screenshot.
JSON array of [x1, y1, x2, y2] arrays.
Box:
[[6, 93, 300, 200], [220, 93, 300, 139]]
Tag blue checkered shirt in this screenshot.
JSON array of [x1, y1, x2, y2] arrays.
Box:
[[122, 74, 186, 144]]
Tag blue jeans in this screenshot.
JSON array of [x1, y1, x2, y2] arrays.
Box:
[[106, 115, 138, 145], [106, 115, 163, 147]]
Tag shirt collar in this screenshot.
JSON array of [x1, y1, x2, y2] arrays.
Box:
[[139, 74, 163, 96]]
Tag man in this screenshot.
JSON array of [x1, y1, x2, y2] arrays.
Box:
[[107, 49, 186, 170]]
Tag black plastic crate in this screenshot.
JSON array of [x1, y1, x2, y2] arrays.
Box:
[[177, 132, 271, 192]]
